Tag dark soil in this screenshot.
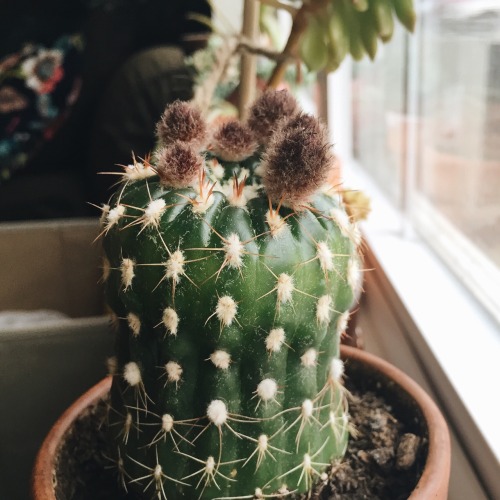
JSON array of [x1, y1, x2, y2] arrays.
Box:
[[54, 375, 426, 500], [306, 389, 425, 500]]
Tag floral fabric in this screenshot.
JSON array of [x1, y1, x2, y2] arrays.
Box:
[[0, 34, 83, 184]]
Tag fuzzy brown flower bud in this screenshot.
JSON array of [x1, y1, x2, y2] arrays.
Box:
[[155, 101, 207, 149], [262, 113, 332, 208], [155, 142, 203, 188], [210, 120, 257, 162], [247, 90, 299, 145]]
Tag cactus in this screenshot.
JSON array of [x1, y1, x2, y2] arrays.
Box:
[[100, 90, 362, 499]]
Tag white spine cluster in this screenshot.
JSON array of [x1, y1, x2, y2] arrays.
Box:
[[209, 350, 231, 369], [347, 256, 361, 293], [153, 464, 163, 481], [330, 207, 351, 238], [123, 361, 142, 386], [142, 198, 166, 228], [165, 361, 183, 384], [123, 162, 156, 180], [162, 307, 179, 336], [192, 177, 215, 213], [300, 348, 318, 368], [277, 273, 294, 304], [192, 192, 215, 213], [127, 312, 141, 336], [222, 181, 259, 208], [253, 163, 265, 177], [257, 434, 268, 452], [205, 456, 216, 474], [165, 250, 185, 283], [215, 295, 238, 328], [106, 356, 118, 375], [316, 241, 334, 273], [265, 327, 286, 353], [207, 399, 228, 427], [242, 184, 259, 205], [106, 204, 125, 231], [278, 486, 290, 495], [329, 358, 344, 382], [254, 488, 264, 499], [301, 399, 314, 419], [330, 206, 361, 246], [162, 414, 174, 432], [121, 258, 135, 290], [208, 158, 225, 180], [256, 378, 278, 402], [265, 209, 287, 238], [337, 311, 350, 335], [316, 295, 333, 325], [224, 233, 244, 268]]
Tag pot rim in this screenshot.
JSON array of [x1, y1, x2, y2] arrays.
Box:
[[31, 376, 113, 499], [32, 346, 450, 499], [340, 345, 451, 500]]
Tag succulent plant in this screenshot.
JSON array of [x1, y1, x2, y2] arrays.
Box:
[[100, 90, 362, 499], [298, 0, 416, 72]]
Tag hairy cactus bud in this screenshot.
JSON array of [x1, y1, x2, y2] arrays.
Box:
[[100, 91, 361, 500], [210, 120, 257, 162], [262, 113, 332, 208], [247, 89, 299, 144], [155, 142, 203, 188], [156, 100, 207, 148]]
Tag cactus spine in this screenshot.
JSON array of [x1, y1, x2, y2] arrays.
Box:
[[101, 90, 361, 499]]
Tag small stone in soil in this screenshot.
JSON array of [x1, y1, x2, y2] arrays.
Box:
[[396, 433, 421, 471]]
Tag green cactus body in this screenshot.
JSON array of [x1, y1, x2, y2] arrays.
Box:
[[101, 93, 361, 499]]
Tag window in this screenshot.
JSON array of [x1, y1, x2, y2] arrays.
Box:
[[328, 0, 500, 491], [342, 0, 500, 322]]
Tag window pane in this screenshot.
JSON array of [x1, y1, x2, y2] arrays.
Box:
[[417, 1, 500, 268], [349, 0, 500, 320], [352, 24, 407, 208]]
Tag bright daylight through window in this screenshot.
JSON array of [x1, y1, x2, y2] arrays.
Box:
[[351, 0, 500, 322]]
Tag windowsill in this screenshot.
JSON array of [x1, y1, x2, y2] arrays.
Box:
[[343, 161, 500, 475]]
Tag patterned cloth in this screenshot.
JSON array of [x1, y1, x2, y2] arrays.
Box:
[[0, 34, 83, 184]]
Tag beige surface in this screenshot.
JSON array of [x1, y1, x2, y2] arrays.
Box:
[[0, 219, 110, 499], [0, 218, 104, 318]]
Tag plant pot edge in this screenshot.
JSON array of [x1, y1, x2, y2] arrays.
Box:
[[341, 345, 451, 500], [31, 376, 113, 499], [32, 347, 451, 499]]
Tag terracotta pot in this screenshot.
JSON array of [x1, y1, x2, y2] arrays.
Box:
[[341, 345, 451, 499], [31, 376, 112, 499], [32, 346, 451, 499]]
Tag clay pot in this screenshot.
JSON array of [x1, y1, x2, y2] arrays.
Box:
[[32, 376, 112, 499], [341, 345, 451, 499], [32, 346, 450, 499]]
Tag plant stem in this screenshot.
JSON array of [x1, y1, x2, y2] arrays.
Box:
[[239, 0, 260, 119], [266, 0, 329, 89]]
